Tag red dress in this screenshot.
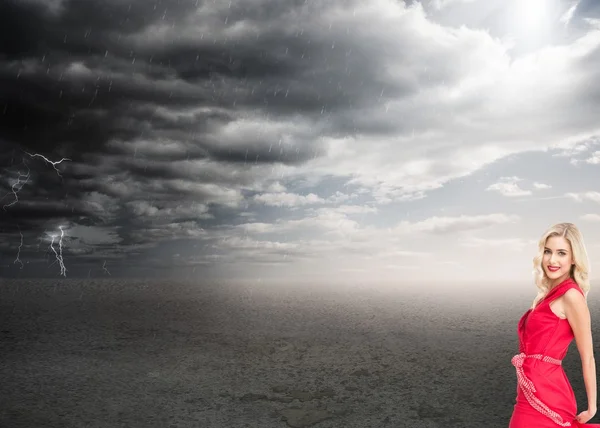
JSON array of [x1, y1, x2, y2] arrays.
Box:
[[509, 277, 600, 427]]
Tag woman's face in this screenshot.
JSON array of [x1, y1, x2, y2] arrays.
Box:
[[542, 235, 574, 284]]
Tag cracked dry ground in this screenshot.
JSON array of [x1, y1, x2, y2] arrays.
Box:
[[1, 279, 526, 427]]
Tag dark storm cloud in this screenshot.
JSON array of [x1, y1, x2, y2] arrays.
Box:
[[0, 0, 198, 60], [0, 0, 318, 246], [1, 0, 364, 163], [0, 0, 384, 247], [0, 201, 90, 226]]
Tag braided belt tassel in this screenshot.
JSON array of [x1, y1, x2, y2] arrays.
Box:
[[511, 353, 572, 426]]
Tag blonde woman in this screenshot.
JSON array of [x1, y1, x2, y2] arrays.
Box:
[[509, 223, 600, 427]]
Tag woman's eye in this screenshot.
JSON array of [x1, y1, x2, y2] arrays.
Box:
[[544, 250, 566, 256]]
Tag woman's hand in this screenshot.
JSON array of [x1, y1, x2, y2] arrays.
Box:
[[576, 408, 597, 424]]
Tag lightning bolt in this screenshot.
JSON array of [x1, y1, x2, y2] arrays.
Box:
[[13, 225, 23, 269], [2, 160, 31, 211], [47, 226, 67, 277], [102, 260, 111, 276], [23, 152, 71, 180], [2, 153, 70, 210], [2, 152, 72, 276]]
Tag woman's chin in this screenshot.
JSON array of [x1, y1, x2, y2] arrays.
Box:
[[545, 270, 563, 279]]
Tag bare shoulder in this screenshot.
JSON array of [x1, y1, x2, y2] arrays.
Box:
[[563, 287, 586, 305], [563, 288, 585, 304], [563, 288, 590, 321]]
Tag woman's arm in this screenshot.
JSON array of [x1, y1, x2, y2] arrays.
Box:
[[564, 288, 597, 413]]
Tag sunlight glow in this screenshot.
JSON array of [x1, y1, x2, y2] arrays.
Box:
[[515, 0, 549, 33]]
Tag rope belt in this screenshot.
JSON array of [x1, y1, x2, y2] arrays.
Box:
[[511, 352, 571, 426]]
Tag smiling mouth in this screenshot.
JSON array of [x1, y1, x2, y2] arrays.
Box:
[[547, 266, 560, 272]]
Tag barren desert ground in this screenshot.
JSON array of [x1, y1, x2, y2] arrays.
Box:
[[1, 279, 597, 428]]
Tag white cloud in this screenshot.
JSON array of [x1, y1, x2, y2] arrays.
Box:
[[431, 0, 479, 10], [584, 151, 600, 164], [128, 221, 207, 242], [532, 182, 551, 190], [252, 191, 363, 208], [486, 176, 532, 197], [253, 192, 326, 207], [391, 213, 520, 234], [560, 1, 580, 26], [566, 192, 600, 203], [265, 181, 287, 193], [554, 137, 600, 165], [319, 205, 378, 215], [235, 210, 360, 235], [217, 236, 300, 251], [329, 191, 357, 204], [239, 222, 276, 234], [581, 213, 600, 222], [236, 211, 518, 238], [203, 212, 519, 272]]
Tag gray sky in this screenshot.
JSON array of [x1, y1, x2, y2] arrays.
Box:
[[1, 0, 600, 286]]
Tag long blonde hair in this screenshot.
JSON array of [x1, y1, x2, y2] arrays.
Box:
[[530, 222, 591, 309]]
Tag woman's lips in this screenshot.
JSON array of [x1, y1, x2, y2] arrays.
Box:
[[547, 266, 560, 272]]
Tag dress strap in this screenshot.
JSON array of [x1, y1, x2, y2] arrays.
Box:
[[549, 280, 585, 301], [542, 279, 583, 304]]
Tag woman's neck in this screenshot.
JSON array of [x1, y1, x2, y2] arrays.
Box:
[[548, 274, 571, 289]]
